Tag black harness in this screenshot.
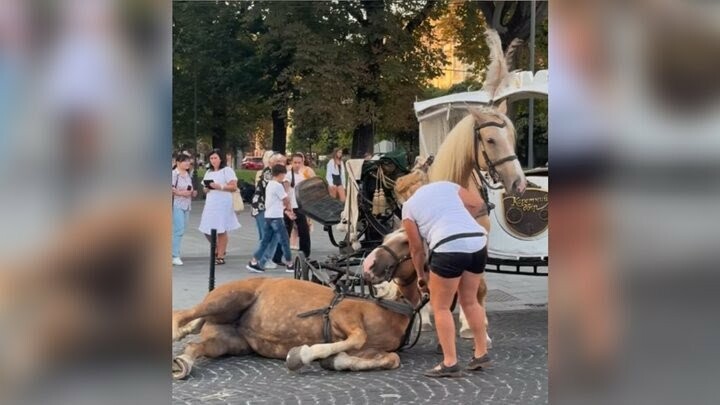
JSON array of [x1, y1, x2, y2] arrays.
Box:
[[297, 242, 429, 351], [429, 232, 486, 256], [297, 289, 428, 351]]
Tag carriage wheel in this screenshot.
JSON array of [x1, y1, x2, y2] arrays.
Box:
[[293, 254, 310, 281]]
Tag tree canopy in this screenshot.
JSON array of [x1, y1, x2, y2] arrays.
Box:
[[173, 0, 548, 162]]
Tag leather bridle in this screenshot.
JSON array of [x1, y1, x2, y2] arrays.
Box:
[[473, 120, 518, 187], [376, 244, 412, 283]]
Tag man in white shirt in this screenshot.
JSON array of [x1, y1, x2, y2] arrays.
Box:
[[247, 164, 296, 273]]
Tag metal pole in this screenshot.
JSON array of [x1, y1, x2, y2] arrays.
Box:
[[209, 229, 217, 291], [193, 72, 198, 145], [527, 0, 536, 169]]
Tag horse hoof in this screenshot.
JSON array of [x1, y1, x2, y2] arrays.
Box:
[[459, 329, 474, 339], [286, 346, 306, 371], [172, 355, 193, 380]]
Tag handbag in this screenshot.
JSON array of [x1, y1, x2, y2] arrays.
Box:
[[225, 167, 244, 212], [232, 190, 245, 212]]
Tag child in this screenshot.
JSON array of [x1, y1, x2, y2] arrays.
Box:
[[247, 164, 296, 273]]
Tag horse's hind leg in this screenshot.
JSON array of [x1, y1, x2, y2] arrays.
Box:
[[318, 349, 400, 371], [172, 285, 256, 341], [172, 323, 251, 380], [174, 318, 205, 341]]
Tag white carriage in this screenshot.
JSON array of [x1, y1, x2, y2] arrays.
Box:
[[414, 70, 549, 275]]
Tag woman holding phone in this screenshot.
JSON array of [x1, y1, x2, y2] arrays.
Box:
[[199, 149, 240, 265]]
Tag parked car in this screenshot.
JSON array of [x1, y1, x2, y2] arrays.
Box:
[[241, 156, 264, 170]]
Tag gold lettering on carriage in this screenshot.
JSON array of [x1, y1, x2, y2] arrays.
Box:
[[506, 195, 548, 212], [502, 189, 549, 238]]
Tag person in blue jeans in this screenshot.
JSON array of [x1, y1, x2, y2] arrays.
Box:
[[251, 152, 286, 269], [172, 154, 197, 266], [247, 164, 296, 273]]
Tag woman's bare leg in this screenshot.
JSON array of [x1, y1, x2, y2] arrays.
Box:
[[457, 272, 488, 358], [217, 232, 228, 258], [428, 272, 462, 366]]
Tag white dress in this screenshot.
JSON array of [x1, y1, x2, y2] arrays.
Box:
[[199, 167, 241, 234]]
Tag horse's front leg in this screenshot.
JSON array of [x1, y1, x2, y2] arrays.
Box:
[[318, 349, 400, 371], [285, 327, 367, 371]]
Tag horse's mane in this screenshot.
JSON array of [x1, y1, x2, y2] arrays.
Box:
[[428, 108, 515, 188], [382, 228, 406, 243]]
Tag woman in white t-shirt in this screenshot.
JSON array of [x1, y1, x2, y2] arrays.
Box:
[[325, 148, 346, 202], [198, 149, 241, 265], [401, 181, 490, 378]]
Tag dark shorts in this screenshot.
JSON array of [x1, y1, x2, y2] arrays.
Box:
[[429, 247, 487, 278], [331, 174, 342, 187]]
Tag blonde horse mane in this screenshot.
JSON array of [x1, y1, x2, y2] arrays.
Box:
[[428, 108, 515, 188]]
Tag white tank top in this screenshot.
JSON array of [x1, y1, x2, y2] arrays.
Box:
[[401, 181, 487, 253]]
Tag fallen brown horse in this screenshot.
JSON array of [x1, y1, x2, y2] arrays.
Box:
[[171, 277, 423, 379]]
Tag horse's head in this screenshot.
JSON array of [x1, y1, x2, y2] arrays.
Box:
[[470, 106, 527, 195], [362, 230, 415, 287]]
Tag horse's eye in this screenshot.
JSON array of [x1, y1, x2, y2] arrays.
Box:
[[487, 138, 496, 145]]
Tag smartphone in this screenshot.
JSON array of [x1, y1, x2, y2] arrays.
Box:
[[203, 179, 214, 187], [186, 185, 192, 191]]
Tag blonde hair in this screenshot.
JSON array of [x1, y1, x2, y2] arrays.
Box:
[[262, 150, 275, 168]]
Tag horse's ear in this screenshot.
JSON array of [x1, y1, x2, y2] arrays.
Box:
[[495, 99, 508, 115]]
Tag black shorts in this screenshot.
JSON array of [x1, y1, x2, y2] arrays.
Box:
[[429, 247, 487, 278]]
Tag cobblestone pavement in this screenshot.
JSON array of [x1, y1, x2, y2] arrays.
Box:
[[172, 309, 547, 404]]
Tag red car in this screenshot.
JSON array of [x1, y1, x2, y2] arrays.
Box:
[[241, 156, 264, 170]]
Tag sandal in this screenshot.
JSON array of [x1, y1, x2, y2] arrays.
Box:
[[215, 257, 225, 265], [423, 362, 462, 378]]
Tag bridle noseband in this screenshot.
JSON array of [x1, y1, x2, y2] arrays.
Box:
[[376, 244, 412, 283], [473, 120, 518, 186]]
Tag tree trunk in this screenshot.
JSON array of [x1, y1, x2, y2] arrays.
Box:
[[211, 107, 226, 151], [352, 122, 374, 158], [271, 108, 287, 154]]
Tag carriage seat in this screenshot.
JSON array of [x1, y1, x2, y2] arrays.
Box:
[[296, 177, 345, 226]]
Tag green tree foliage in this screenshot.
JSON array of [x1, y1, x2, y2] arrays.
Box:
[[173, 1, 270, 153], [172, 1, 547, 164]]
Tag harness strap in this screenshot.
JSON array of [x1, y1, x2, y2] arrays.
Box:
[[428, 232, 486, 263], [297, 293, 346, 343], [297, 291, 418, 344], [430, 232, 486, 252]]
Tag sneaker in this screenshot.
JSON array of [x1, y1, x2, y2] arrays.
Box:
[[172, 257, 184, 266], [466, 353, 492, 371], [264, 261, 277, 270], [423, 362, 462, 378], [285, 263, 295, 273], [246, 261, 264, 273]]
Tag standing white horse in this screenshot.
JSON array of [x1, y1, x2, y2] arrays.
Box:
[[395, 29, 527, 340]]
